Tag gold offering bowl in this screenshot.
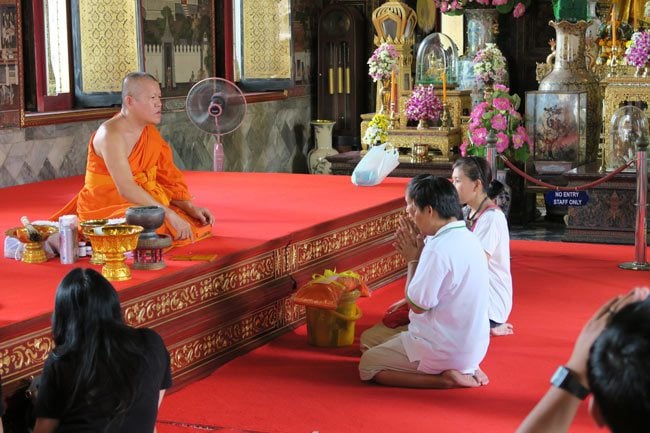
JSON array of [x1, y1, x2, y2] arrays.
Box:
[[6, 225, 59, 264], [80, 219, 110, 265], [83, 224, 143, 281]]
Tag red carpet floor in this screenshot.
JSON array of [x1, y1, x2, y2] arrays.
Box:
[[156, 240, 650, 433]]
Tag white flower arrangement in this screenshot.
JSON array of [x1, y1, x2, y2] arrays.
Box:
[[367, 43, 399, 82], [363, 113, 389, 146], [473, 43, 508, 85]]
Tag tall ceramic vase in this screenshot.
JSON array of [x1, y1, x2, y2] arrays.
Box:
[[458, 9, 507, 105], [539, 20, 601, 163], [308, 120, 338, 174]]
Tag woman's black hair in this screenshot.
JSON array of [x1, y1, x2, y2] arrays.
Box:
[[452, 156, 504, 199], [406, 174, 463, 220], [52, 268, 146, 429]]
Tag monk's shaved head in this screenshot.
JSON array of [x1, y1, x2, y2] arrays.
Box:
[[121, 72, 159, 102]]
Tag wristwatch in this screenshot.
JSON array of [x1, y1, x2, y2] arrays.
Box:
[[550, 366, 590, 400]]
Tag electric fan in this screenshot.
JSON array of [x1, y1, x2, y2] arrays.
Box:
[[186, 77, 247, 171]]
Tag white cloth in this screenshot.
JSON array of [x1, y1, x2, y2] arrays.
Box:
[[400, 221, 490, 375], [472, 207, 513, 324]]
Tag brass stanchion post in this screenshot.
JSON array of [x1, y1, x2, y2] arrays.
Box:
[[619, 133, 650, 271], [486, 131, 498, 182]]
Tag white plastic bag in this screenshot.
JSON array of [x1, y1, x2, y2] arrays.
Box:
[[351, 143, 400, 186]]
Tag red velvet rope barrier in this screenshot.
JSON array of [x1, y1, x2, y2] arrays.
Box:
[[498, 156, 637, 191]]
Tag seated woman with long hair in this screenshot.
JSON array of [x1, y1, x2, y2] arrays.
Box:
[[34, 268, 172, 433]]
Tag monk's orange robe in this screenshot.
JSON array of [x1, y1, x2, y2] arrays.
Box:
[[51, 125, 212, 246]]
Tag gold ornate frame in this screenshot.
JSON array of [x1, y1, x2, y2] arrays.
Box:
[[234, 0, 293, 91]]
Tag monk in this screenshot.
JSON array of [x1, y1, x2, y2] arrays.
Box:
[[52, 72, 214, 246]]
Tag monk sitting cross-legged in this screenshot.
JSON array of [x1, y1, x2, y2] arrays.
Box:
[[52, 72, 214, 246]]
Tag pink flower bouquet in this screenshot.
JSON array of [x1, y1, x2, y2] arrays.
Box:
[[461, 84, 532, 162], [405, 85, 443, 124], [433, 0, 530, 18], [625, 30, 650, 68]]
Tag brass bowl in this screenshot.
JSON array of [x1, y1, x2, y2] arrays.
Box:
[[83, 224, 143, 281], [5, 225, 59, 264]]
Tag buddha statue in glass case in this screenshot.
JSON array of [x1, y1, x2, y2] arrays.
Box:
[[606, 105, 648, 171], [415, 32, 458, 88]]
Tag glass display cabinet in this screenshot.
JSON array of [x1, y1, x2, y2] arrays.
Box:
[[415, 32, 458, 88], [606, 105, 649, 172]]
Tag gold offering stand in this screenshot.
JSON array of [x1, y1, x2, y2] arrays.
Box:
[[80, 219, 110, 265], [83, 224, 143, 281], [5, 225, 58, 264]]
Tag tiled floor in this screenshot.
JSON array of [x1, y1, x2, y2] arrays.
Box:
[[509, 207, 567, 242]]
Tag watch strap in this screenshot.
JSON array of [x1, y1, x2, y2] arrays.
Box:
[[550, 365, 590, 400]]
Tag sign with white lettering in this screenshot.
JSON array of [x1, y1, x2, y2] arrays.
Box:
[[544, 190, 590, 207]]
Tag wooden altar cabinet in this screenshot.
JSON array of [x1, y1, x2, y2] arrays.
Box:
[[563, 162, 647, 244]]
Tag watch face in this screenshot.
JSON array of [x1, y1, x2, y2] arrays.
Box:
[[551, 366, 570, 385]]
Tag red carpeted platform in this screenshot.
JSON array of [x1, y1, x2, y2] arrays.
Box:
[[0, 172, 410, 394], [156, 240, 650, 433]]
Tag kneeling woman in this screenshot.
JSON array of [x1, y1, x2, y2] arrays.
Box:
[[34, 268, 171, 433], [452, 156, 514, 336]]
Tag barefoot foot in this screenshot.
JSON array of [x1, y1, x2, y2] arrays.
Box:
[[473, 367, 489, 385], [440, 369, 489, 388], [490, 322, 514, 337]]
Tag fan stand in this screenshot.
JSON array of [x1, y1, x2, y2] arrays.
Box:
[[211, 101, 224, 172], [213, 134, 224, 171]]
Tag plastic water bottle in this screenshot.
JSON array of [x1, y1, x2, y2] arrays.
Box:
[[213, 141, 224, 171], [59, 215, 78, 264]]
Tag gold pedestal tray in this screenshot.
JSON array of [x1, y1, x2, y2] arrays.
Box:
[[83, 224, 143, 281], [5, 226, 59, 264]]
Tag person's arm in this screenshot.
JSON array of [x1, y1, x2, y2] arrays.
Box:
[[95, 126, 194, 240], [33, 418, 60, 433], [516, 288, 650, 433], [170, 199, 214, 225]]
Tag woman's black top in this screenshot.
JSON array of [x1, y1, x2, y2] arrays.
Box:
[[35, 328, 172, 433]]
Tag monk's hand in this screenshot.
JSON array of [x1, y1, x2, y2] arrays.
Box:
[[187, 206, 214, 226], [166, 209, 194, 241]]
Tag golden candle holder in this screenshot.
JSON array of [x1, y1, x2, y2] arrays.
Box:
[[388, 103, 400, 130], [6, 225, 59, 264], [83, 224, 143, 281], [411, 143, 430, 162], [440, 103, 453, 129], [80, 219, 110, 265]]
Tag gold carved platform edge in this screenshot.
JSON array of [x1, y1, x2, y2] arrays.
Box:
[[0, 329, 53, 381], [288, 208, 402, 270], [122, 252, 279, 327], [351, 250, 406, 288], [169, 301, 282, 372]]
